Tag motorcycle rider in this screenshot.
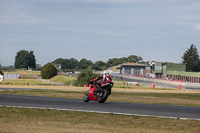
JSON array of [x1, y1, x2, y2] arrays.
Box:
[[93, 71, 112, 93]]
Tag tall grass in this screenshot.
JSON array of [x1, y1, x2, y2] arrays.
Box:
[[50, 75, 76, 86]]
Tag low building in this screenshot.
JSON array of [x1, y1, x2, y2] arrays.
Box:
[[145, 60, 156, 78], [119, 63, 146, 76], [0, 74, 3, 81], [118, 61, 200, 83], [154, 62, 186, 78], [3, 73, 21, 79], [152, 62, 200, 83]]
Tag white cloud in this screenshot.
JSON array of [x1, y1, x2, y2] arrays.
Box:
[[0, 0, 38, 24], [0, 9, 38, 24], [195, 24, 200, 31]]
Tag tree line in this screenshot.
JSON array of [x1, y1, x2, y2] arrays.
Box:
[[12, 44, 200, 72], [51, 55, 143, 71], [13, 49, 143, 71]]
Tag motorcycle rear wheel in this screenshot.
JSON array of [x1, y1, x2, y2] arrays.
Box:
[[98, 89, 108, 103], [83, 90, 90, 102]]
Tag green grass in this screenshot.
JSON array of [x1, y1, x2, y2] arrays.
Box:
[[0, 107, 199, 133], [4, 70, 41, 76], [112, 79, 177, 90], [2, 89, 200, 107], [0, 79, 53, 86], [50, 75, 76, 86]]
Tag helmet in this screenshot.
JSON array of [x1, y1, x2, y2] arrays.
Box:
[[103, 71, 109, 74]]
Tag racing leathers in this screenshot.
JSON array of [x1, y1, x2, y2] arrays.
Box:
[[93, 73, 112, 92]]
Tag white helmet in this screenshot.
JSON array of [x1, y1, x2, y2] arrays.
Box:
[[103, 71, 109, 74]]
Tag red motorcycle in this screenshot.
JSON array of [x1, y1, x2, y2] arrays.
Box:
[[84, 80, 114, 103]]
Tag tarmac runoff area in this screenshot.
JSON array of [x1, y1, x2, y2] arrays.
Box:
[[1, 85, 200, 94]]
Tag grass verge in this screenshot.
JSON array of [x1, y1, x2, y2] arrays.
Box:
[[1, 89, 200, 107], [0, 107, 199, 133], [4, 70, 41, 76], [50, 75, 76, 86], [0, 79, 53, 86]]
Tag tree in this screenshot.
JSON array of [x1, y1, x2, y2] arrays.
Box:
[[119, 57, 128, 64], [52, 58, 64, 64], [75, 70, 99, 87], [52, 58, 78, 69], [15, 50, 29, 69], [92, 61, 107, 70], [77, 58, 93, 69], [60, 59, 70, 69], [14, 50, 36, 69], [182, 44, 200, 72], [61, 58, 78, 69], [107, 58, 121, 67], [41, 63, 58, 79], [27, 51, 36, 69], [106, 55, 143, 67], [68, 58, 78, 69], [128, 55, 143, 63]]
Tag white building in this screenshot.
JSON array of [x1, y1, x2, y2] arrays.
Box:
[[0, 74, 3, 81]]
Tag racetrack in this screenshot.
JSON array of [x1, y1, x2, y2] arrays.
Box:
[[1, 94, 200, 120]]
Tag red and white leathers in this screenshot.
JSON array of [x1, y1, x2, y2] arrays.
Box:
[[92, 73, 112, 91]]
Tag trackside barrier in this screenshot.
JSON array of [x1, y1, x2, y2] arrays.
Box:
[[117, 81, 138, 86], [151, 83, 155, 88], [179, 85, 181, 89]]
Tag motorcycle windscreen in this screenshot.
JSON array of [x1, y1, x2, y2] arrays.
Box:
[[89, 84, 98, 101]]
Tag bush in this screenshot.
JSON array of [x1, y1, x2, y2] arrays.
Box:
[[41, 63, 58, 79], [75, 70, 99, 87]]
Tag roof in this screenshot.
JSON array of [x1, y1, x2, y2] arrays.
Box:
[[121, 63, 146, 66], [117, 63, 146, 69]]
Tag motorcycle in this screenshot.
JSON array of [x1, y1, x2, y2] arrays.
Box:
[[84, 80, 114, 103]]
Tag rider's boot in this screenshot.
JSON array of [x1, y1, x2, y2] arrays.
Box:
[[96, 85, 100, 92], [93, 86, 100, 98]]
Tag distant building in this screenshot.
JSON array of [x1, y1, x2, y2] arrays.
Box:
[[4, 73, 21, 79], [154, 62, 200, 83], [145, 60, 156, 78], [118, 61, 200, 83], [154, 62, 186, 79], [0, 74, 3, 81], [119, 63, 146, 76]]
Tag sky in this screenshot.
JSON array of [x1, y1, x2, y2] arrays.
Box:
[[0, 0, 200, 66]]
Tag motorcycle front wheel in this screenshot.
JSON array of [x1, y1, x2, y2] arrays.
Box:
[[83, 90, 90, 102], [98, 89, 108, 103]]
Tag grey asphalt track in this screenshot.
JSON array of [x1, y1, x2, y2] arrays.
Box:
[[0, 94, 200, 120]]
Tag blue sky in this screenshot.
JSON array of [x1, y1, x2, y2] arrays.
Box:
[[0, 0, 200, 66]]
